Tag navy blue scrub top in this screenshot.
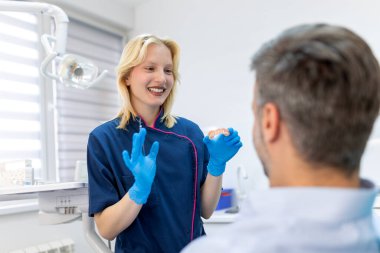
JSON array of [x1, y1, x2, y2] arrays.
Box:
[[87, 112, 209, 253]]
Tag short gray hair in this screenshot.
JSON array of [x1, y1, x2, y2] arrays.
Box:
[[251, 24, 380, 175]]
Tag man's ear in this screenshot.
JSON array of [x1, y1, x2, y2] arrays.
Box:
[[261, 103, 281, 143]]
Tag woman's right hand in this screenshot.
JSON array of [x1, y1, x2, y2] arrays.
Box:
[[122, 128, 159, 204]]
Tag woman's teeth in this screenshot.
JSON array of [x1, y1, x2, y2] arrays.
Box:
[[148, 87, 164, 93]]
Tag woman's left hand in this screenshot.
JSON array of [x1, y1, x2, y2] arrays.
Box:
[[203, 128, 243, 176]]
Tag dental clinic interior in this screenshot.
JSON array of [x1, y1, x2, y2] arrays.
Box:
[[0, 0, 380, 252]]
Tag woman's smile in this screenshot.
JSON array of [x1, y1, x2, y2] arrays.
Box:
[[147, 86, 166, 96]]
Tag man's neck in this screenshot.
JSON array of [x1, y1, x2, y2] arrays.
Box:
[[265, 121, 360, 188], [269, 159, 360, 188]]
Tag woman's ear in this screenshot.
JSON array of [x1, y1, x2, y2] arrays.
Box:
[[125, 76, 130, 86]]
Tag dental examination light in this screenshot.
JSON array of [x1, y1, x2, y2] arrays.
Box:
[[0, 0, 107, 89]]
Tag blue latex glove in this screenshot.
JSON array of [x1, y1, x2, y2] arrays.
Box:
[[122, 128, 159, 205], [203, 128, 243, 176]]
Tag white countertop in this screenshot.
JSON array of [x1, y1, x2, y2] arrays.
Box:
[[203, 209, 239, 224], [0, 182, 86, 195]]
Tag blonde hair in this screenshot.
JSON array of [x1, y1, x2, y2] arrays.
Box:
[[116, 34, 180, 129]]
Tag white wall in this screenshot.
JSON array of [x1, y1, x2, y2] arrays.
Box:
[[133, 0, 380, 189], [362, 118, 380, 183]]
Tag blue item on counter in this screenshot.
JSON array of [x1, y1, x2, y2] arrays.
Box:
[[216, 188, 234, 210]]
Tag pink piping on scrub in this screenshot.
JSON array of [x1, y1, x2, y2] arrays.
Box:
[[139, 113, 199, 241]]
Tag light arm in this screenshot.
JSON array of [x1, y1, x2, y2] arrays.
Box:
[[0, 1, 107, 89]]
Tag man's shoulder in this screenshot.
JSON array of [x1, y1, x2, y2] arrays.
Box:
[[181, 234, 231, 253]]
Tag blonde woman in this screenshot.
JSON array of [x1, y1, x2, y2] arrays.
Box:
[[87, 34, 242, 253]]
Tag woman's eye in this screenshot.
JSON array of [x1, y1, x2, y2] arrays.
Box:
[[165, 69, 173, 74], [145, 67, 154, 71]]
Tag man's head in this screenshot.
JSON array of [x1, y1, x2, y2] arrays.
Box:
[[251, 24, 380, 184]]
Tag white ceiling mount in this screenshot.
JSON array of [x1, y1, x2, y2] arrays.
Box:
[[0, 1, 108, 89]]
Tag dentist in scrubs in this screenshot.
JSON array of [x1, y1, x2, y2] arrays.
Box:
[[86, 34, 242, 253], [182, 23, 380, 253]]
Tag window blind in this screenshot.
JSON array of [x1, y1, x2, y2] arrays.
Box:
[[0, 12, 42, 186], [56, 18, 122, 181]]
